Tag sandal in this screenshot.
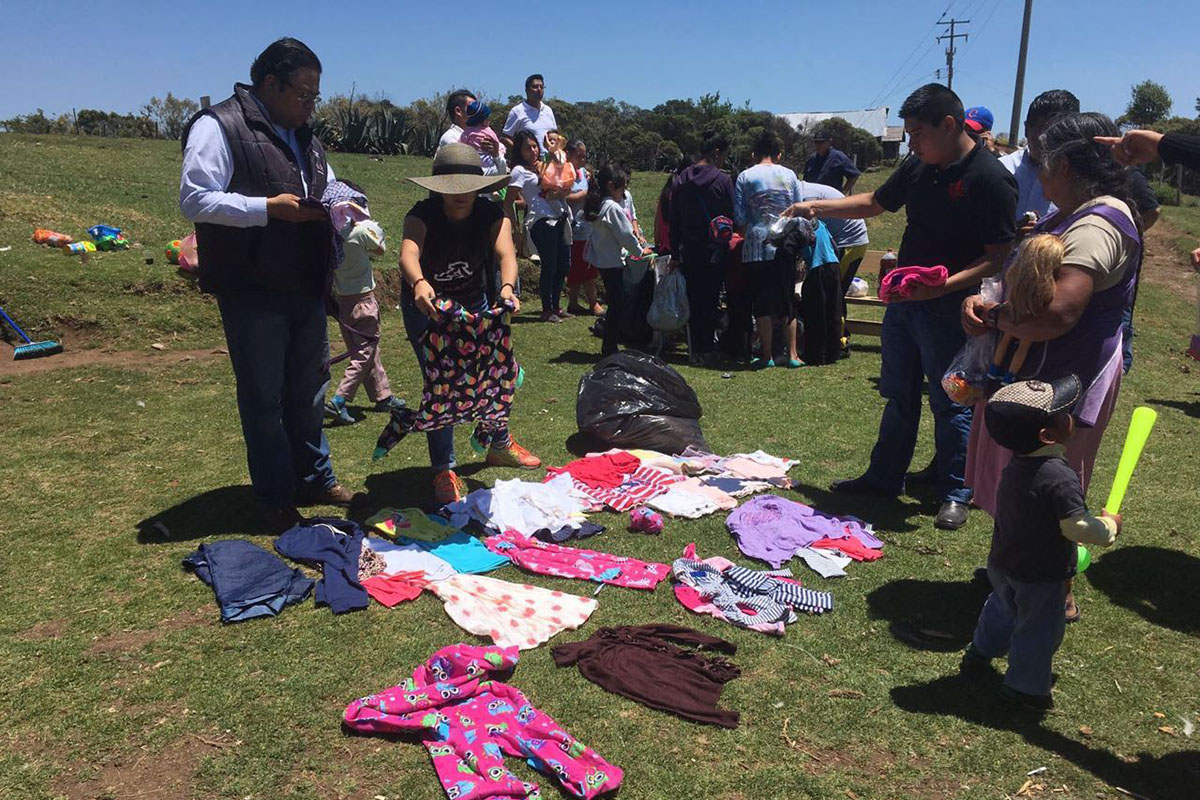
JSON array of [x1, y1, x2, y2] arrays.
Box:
[[1064, 596, 1081, 624]]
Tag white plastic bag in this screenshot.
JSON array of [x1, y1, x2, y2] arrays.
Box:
[[647, 261, 690, 332], [940, 278, 1003, 405]]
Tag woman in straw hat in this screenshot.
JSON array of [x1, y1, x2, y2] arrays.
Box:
[[399, 143, 542, 504]]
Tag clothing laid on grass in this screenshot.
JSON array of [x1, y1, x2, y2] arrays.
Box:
[[365, 536, 459, 582], [358, 543, 388, 581], [399, 532, 511, 575], [791, 547, 853, 579], [726, 495, 882, 569], [374, 299, 517, 460], [344, 643, 623, 800], [447, 473, 592, 536], [183, 539, 314, 623], [672, 544, 833, 634], [533, 522, 605, 544], [362, 571, 429, 607], [274, 518, 369, 614], [483, 531, 671, 589], [552, 624, 741, 728], [647, 476, 737, 518], [878, 265, 949, 302], [365, 507, 454, 541], [429, 574, 597, 650], [559, 465, 684, 512], [545, 452, 642, 491]]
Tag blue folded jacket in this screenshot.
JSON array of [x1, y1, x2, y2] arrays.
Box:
[[183, 539, 314, 623], [274, 518, 369, 614]]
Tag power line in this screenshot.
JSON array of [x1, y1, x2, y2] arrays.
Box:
[[865, 3, 957, 109]]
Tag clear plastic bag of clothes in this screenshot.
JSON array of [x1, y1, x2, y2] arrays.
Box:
[[646, 257, 689, 332], [576, 350, 709, 454], [940, 278, 1003, 405]]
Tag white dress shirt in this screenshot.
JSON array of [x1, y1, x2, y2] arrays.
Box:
[[179, 95, 334, 227]]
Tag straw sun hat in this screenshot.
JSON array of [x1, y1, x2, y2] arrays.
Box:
[[407, 143, 510, 195]]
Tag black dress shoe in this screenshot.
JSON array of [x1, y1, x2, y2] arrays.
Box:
[[258, 504, 303, 534], [829, 476, 899, 496], [935, 500, 969, 530]]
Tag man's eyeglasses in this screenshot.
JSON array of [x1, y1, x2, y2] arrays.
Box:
[[285, 81, 321, 105]]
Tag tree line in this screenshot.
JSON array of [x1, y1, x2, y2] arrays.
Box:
[[0, 88, 887, 174]]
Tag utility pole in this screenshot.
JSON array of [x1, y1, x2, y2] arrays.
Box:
[[937, 16, 970, 91], [1008, 0, 1034, 145]]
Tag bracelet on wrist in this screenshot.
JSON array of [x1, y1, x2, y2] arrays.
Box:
[[500, 282, 516, 293], [412, 277, 429, 290]]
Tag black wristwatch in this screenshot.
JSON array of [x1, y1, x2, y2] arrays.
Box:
[[987, 302, 1009, 328]]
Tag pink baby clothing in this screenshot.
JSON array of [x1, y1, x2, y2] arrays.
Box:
[[344, 644, 623, 800], [482, 530, 670, 589], [878, 264, 948, 302], [459, 124, 506, 162], [430, 573, 596, 650]]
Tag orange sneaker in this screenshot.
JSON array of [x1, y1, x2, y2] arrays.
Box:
[[485, 440, 542, 469], [432, 469, 467, 504]]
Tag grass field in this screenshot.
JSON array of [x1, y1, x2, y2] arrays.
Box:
[[1, 133, 1197, 800]]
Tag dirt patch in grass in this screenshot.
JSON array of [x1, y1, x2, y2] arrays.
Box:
[[85, 608, 209, 657], [27, 618, 71, 640], [0, 344, 226, 377], [53, 730, 237, 800], [1141, 221, 1199, 304]]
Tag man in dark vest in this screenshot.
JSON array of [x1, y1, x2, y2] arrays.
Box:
[[180, 37, 363, 532]]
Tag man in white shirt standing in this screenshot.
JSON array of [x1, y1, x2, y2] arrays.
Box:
[[502, 74, 557, 153], [440, 89, 504, 175], [178, 37, 363, 532], [999, 89, 1081, 219]]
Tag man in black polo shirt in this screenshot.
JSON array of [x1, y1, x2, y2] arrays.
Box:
[[804, 128, 861, 194], [784, 84, 1017, 530]]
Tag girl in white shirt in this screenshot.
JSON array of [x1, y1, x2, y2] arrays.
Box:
[[584, 164, 653, 357]]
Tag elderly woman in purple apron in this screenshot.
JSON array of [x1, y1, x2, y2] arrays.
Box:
[[961, 112, 1143, 622]]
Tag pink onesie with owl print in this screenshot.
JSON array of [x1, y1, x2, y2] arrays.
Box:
[[344, 643, 623, 800]]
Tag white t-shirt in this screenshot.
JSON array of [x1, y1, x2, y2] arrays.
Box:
[[438, 125, 463, 148], [622, 190, 639, 222], [797, 181, 870, 248], [509, 165, 566, 226], [503, 102, 558, 151]]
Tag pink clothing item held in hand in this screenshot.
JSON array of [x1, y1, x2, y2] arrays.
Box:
[[878, 264, 948, 302]]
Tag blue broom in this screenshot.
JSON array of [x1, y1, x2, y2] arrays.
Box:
[[0, 305, 63, 360]]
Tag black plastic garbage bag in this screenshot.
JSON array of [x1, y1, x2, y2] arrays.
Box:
[[576, 351, 709, 454]]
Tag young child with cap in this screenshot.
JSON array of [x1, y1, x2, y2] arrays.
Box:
[[960, 374, 1121, 711], [458, 100, 507, 167]]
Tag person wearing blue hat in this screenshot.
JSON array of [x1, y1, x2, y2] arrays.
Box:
[[965, 106, 996, 153]]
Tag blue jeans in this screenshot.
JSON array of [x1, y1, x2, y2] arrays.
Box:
[[216, 290, 335, 505], [1120, 305, 1134, 374], [863, 300, 973, 503], [971, 565, 1069, 696], [530, 219, 570, 314]]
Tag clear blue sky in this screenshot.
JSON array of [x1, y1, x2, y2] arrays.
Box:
[[2, 0, 1197, 139]]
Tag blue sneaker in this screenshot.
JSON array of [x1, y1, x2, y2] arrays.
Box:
[[515, 364, 525, 389], [373, 395, 407, 413], [324, 394, 356, 426]]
